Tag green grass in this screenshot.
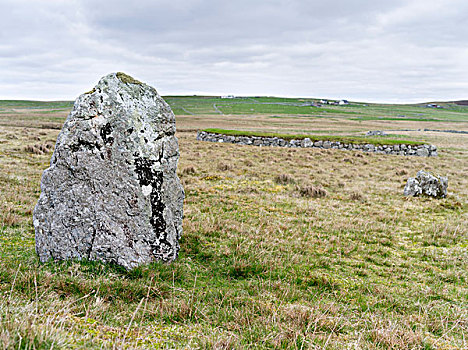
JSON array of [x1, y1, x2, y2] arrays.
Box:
[[163, 96, 468, 122], [203, 128, 428, 146], [352, 116, 446, 122], [2, 97, 468, 123], [215, 103, 358, 116], [0, 96, 467, 348], [1, 132, 467, 348], [0, 100, 73, 109]]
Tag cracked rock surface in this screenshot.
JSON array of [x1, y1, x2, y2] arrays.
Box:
[[33, 73, 184, 269]]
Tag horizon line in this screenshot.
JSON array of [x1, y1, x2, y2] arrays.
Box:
[[1, 95, 466, 106]]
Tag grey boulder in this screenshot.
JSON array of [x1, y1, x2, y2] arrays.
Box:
[[33, 72, 184, 269], [301, 138, 313, 147], [404, 170, 447, 198], [416, 148, 430, 157]]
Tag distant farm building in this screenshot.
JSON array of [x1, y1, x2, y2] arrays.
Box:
[[339, 100, 349, 105], [221, 95, 235, 99], [320, 99, 329, 104]]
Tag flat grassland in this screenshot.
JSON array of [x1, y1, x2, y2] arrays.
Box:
[[0, 98, 467, 349]]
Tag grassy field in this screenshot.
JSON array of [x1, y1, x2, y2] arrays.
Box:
[[0, 97, 467, 349], [164, 96, 468, 122]]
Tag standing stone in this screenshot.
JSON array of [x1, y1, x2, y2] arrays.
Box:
[[33, 73, 184, 269], [404, 170, 447, 198]]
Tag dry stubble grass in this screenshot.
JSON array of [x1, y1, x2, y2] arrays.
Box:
[[0, 110, 467, 349]]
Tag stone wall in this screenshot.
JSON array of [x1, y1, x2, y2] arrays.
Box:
[[196, 131, 438, 157]]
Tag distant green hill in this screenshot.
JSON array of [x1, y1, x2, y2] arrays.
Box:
[[1, 97, 467, 122]]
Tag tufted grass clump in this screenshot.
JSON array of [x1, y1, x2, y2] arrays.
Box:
[[274, 173, 296, 185], [217, 163, 233, 171], [181, 166, 196, 175], [299, 185, 327, 198], [23, 142, 54, 155], [349, 191, 364, 201]]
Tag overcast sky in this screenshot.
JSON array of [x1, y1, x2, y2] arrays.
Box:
[[1, 0, 467, 102]]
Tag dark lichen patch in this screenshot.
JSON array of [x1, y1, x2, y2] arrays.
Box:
[[116, 72, 143, 85], [134, 155, 173, 261], [69, 138, 101, 152], [100, 123, 114, 145]]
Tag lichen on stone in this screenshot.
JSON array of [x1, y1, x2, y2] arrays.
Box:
[[116, 72, 143, 85], [84, 88, 96, 95]]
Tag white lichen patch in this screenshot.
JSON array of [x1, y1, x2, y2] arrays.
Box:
[[142, 184, 152, 196]]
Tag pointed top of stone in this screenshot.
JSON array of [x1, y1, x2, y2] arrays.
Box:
[[84, 72, 156, 98], [85, 72, 143, 94]]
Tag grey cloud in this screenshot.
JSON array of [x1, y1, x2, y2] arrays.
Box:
[[0, 0, 467, 101]]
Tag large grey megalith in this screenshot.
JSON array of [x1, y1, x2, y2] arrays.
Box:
[[33, 72, 184, 269]]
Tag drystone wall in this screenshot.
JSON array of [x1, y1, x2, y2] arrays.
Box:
[[196, 131, 438, 157]]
